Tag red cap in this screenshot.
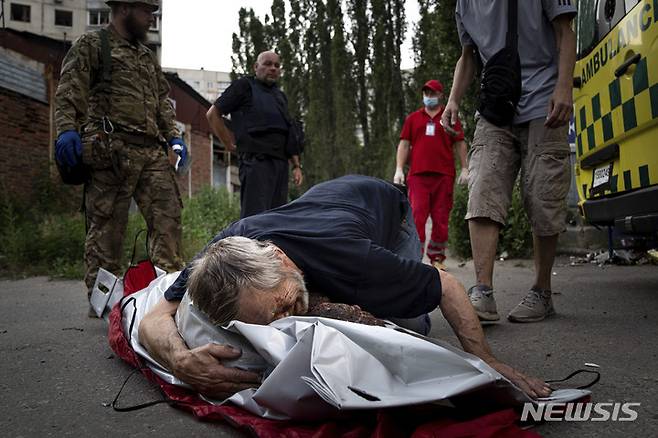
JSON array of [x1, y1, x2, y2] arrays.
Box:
[[422, 79, 443, 93]]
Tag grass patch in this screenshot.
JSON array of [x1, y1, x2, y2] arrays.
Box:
[[0, 184, 239, 280]]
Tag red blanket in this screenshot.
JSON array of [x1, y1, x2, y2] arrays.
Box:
[[107, 281, 541, 438]]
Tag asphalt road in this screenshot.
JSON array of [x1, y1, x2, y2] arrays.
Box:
[[1, 257, 657, 437]]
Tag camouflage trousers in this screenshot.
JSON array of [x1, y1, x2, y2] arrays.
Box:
[[83, 137, 184, 296]]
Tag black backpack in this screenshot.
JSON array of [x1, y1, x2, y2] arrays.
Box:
[[477, 0, 522, 127]]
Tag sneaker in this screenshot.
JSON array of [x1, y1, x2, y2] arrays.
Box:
[[507, 288, 556, 323], [467, 285, 500, 321], [432, 260, 447, 271]]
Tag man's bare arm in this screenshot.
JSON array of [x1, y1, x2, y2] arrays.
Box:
[[442, 45, 477, 128], [393, 139, 410, 184], [206, 105, 236, 152], [139, 298, 261, 398], [395, 139, 410, 169], [546, 14, 576, 128], [436, 270, 552, 398]]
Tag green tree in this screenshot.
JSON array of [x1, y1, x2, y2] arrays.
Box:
[[347, 0, 371, 151], [327, 0, 359, 177], [411, 0, 479, 140], [230, 8, 268, 80], [367, 0, 406, 179], [302, 0, 334, 184]]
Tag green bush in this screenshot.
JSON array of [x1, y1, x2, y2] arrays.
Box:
[[181, 186, 241, 259], [448, 183, 472, 259], [0, 182, 240, 280], [448, 181, 533, 260]]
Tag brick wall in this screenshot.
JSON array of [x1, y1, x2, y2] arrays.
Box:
[[0, 87, 52, 200], [190, 130, 212, 195], [173, 130, 213, 198]]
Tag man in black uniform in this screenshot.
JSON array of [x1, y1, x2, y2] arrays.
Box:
[[206, 51, 303, 218], [139, 175, 552, 401]]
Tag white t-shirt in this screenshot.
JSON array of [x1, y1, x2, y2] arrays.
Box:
[[456, 0, 577, 124]]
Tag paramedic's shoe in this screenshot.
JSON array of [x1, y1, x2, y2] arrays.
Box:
[[432, 260, 447, 271], [467, 285, 500, 321], [507, 288, 555, 323]]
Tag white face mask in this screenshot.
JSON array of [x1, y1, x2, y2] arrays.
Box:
[[423, 96, 439, 108]]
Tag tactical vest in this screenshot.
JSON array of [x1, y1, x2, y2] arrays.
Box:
[[231, 78, 289, 158]]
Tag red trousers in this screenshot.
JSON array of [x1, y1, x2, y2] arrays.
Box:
[[407, 172, 454, 262]]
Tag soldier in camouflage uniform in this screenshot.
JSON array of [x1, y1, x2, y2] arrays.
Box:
[[54, 0, 186, 310]]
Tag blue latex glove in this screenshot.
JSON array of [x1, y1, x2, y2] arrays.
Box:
[[169, 137, 188, 171], [55, 130, 82, 167]]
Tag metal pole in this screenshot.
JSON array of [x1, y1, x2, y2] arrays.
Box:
[[1, 0, 6, 28]]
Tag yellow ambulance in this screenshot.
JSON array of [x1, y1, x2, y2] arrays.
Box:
[[574, 0, 658, 234]]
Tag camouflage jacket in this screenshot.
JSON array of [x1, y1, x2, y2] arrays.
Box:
[[55, 25, 179, 141]]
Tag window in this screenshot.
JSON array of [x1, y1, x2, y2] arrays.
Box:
[[208, 81, 213, 89], [88, 9, 110, 26], [10, 3, 30, 23], [576, 0, 598, 58], [150, 15, 160, 31], [55, 9, 73, 27], [577, 0, 640, 59], [624, 0, 641, 13]]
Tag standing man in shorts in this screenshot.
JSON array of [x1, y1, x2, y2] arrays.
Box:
[[441, 0, 577, 322]]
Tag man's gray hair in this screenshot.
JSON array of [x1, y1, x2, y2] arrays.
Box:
[[187, 236, 292, 325]]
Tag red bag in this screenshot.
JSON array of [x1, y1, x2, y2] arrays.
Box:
[[123, 229, 157, 295]]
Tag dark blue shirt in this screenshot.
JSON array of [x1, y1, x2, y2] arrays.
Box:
[[165, 175, 442, 318]]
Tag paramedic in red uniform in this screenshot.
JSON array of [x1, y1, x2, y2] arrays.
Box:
[[394, 79, 468, 270]]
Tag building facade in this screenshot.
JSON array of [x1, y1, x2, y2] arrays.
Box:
[[0, 28, 237, 203], [166, 67, 232, 103], [4, 0, 87, 43], [3, 0, 162, 59]]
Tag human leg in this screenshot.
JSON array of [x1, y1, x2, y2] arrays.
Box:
[[465, 116, 520, 320], [508, 120, 570, 322], [427, 173, 454, 268], [83, 142, 139, 298], [133, 145, 184, 272], [407, 174, 431, 255], [239, 155, 280, 218], [269, 157, 289, 210], [468, 218, 500, 288]]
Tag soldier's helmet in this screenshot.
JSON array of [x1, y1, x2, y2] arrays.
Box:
[[105, 0, 159, 11]]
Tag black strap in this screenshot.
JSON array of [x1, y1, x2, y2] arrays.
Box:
[[129, 229, 151, 266], [97, 28, 112, 118], [111, 369, 186, 412], [546, 369, 601, 390], [506, 0, 518, 52], [81, 183, 89, 233]]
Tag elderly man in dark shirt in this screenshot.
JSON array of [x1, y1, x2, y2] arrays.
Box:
[[206, 51, 303, 218], [139, 175, 552, 401]]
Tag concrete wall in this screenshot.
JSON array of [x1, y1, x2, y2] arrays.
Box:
[[6, 0, 87, 43]]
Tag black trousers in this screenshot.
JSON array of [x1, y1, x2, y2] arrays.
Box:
[[238, 154, 289, 218]]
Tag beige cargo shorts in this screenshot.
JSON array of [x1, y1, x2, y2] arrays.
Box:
[[466, 115, 571, 236]]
